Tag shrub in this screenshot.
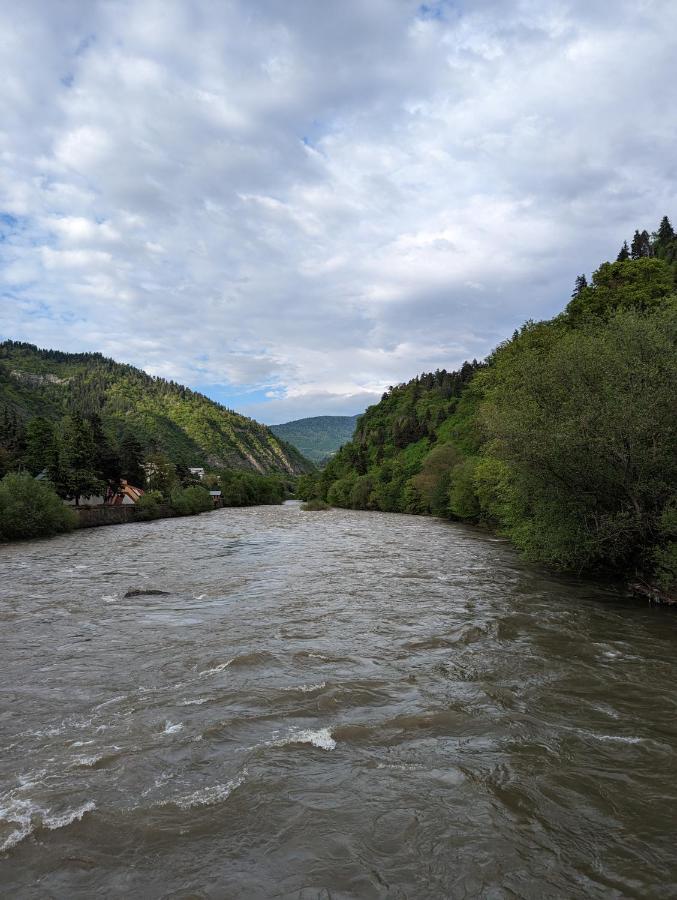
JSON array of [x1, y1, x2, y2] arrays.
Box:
[[170, 485, 213, 516], [136, 489, 163, 521], [0, 473, 76, 541], [301, 498, 330, 511]]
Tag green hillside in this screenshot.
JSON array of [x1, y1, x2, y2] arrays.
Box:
[[270, 415, 360, 465], [299, 216, 677, 594], [0, 341, 313, 476]]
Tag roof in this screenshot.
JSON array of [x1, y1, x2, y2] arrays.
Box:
[[108, 480, 145, 505]]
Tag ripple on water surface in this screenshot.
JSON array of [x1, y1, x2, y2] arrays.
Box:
[[1, 503, 677, 898]]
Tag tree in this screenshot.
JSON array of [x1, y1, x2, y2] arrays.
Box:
[[571, 274, 588, 298], [480, 305, 677, 574], [656, 215, 675, 247], [89, 414, 122, 489], [144, 451, 177, 496], [23, 417, 57, 476], [120, 432, 146, 487], [54, 414, 104, 506], [616, 241, 630, 262], [566, 258, 674, 321], [631, 229, 652, 259], [0, 473, 76, 540]]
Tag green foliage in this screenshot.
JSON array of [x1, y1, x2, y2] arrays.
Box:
[[0, 473, 76, 541], [301, 498, 330, 511], [219, 470, 285, 506], [136, 489, 164, 521], [120, 432, 145, 487], [318, 216, 677, 591], [566, 258, 674, 321], [170, 485, 214, 517], [480, 306, 677, 572], [145, 452, 178, 497], [270, 416, 359, 465], [652, 501, 677, 591], [53, 414, 105, 505], [448, 458, 481, 520], [0, 341, 313, 477], [23, 417, 57, 476]]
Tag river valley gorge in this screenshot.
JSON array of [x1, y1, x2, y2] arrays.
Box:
[[1, 502, 676, 898]]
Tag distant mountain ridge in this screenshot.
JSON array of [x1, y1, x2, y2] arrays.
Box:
[[270, 415, 361, 465], [0, 341, 313, 474]]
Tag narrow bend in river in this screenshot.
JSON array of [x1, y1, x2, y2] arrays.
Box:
[[1, 502, 676, 898]]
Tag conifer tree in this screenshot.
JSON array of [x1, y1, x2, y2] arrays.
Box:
[[617, 241, 630, 262], [23, 417, 57, 476], [54, 414, 103, 506], [89, 414, 122, 488], [657, 215, 675, 247], [120, 432, 146, 488], [572, 274, 588, 298]]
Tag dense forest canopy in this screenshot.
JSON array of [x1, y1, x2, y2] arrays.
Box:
[[270, 415, 361, 465], [0, 340, 313, 481], [299, 216, 677, 593]]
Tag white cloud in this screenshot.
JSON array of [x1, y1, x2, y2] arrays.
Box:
[[1, 0, 676, 422]]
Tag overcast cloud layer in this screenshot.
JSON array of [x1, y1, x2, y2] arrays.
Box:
[[1, 0, 676, 422]]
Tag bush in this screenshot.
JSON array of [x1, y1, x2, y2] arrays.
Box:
[[301, 498, 330, 511], [170, 485, 213, 516], [0, 473, 76, 541], [136, 489, 163, 521], [219, 471, 285, 506]]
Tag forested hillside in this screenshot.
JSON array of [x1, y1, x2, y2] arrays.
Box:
[[0, 342, 313, 477], [270, 415, 360, 465], [300, 216, 677, 594]]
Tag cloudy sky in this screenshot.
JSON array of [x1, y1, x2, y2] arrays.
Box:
[[1, 1, 676, 423]]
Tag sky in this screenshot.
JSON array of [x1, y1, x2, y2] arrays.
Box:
[[1, 1, 676, 424]]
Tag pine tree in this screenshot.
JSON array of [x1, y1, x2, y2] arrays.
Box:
[[54, 414, 104, 506], [657, 215, 675, 247], [23, 417, 57, 476], [89, 414, 122, 488], [572, 274, 588, 298], [617, 241, 630, 262], [120, 432, 146, 488]]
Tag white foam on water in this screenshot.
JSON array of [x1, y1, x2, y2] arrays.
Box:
[[166, 771, 247, 810], [199, 660, 234, 677], [162, 721, 184, 735], [43, 801, 96, 830], [178, 698, 208, 706], [277, 728, 336, 751], [0, 798, 95, 853], [283, 682, 327, 693]]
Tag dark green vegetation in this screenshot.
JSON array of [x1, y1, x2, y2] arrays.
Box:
[[0, 341, 312, 478], [270, 415, 360, 465], [301, 498, 331, 511], [0, 473, 76, 541], [0, 342, 312, 540], [300, 216, 677, 594]]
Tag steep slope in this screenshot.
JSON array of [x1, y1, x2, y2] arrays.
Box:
[[270, 415, 360, 465], [0, 341, 313, 474], [303, 217, 677, 591]]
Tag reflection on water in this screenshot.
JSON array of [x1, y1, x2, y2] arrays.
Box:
[[1, 502, 676, 898]]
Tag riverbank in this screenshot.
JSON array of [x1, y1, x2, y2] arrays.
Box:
[[72, 503, 181, 529]]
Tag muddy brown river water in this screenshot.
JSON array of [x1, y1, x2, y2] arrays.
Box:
[[1, 502, 676, 898]]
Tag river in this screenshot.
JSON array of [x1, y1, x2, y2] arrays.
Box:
[[1, 502, 676, 898]]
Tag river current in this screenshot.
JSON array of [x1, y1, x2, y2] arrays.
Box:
[[1, 502, 676, 898]]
